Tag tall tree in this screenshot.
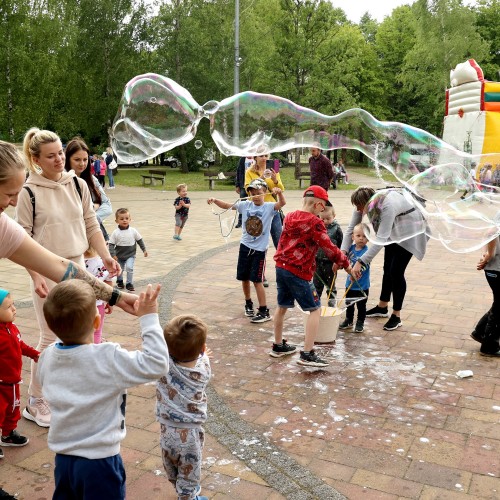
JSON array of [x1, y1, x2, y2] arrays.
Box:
[[400, 0, 490, 135], [475, 0, 500, 80]]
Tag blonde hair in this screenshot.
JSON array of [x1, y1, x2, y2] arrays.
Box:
[[320, 205, 335, 218], [0, 141, 27, 184], [302, 196, 317, 208], [176, 183, 187, 194], [23, 127, 60, 174], [353, 223, 365, 235]]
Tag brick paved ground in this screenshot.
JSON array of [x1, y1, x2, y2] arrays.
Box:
[[0, 173, 499, 499]]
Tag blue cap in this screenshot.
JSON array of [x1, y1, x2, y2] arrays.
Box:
[[0, 289, 9, 306]]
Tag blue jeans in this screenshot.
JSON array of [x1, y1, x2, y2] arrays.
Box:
[[270, 210, 283, 249], [117, 256, 135, 284], [108, 168, 115, 187]]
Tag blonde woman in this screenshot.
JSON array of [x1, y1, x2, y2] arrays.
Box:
[[244, 154, 285, 248], [16, 129, 120, 427]]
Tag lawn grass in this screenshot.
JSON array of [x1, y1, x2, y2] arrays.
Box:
[[114, 166, 357, 192]]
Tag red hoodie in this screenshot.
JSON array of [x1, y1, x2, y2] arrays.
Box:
[[0, 322, 39, 384], [274, 210, 349, 281]]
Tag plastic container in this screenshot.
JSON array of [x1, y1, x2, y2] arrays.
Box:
[[303, 305, 343, 343]]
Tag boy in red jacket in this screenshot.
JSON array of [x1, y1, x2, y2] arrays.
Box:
[[272, 186, 352, 367], [0, 289, 39, 458]]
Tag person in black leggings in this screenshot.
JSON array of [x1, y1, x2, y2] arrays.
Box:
[[340, 186, 428, 331]]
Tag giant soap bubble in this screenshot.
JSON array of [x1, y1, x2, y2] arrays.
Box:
[[111, 73, 500, 252]]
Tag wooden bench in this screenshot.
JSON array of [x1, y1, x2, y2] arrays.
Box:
[[297, 168, 311, 188], [141, 169, 166, 186], [204, 171, 236, 190]]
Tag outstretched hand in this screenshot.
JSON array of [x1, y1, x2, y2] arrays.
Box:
[[133, 284, 161, 317]]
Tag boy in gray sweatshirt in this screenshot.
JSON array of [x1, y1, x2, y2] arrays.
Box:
[[38, 280, 168, 500]]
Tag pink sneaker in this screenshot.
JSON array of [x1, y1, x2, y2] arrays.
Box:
[[23, 398, 51, 427]]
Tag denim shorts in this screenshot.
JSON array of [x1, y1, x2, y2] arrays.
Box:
[[276, 267, 320, 311]]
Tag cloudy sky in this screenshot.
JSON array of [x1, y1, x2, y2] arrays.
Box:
[[330, 0, 477, 23]]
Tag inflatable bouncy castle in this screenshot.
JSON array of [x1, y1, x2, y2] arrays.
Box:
[[442, 59, 500, 178]]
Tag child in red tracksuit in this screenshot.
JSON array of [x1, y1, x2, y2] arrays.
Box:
[[0, 289, 39, 459]]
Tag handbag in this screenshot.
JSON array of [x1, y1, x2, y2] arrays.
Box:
[[108, 159, 118, 170]]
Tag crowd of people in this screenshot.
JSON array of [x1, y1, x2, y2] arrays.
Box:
[[0, 137, 498, 500]]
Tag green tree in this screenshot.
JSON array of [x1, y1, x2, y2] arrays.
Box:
[[401, 0, 490, 135], [475, 0, 500, 80], [374, 5, 418, 123]]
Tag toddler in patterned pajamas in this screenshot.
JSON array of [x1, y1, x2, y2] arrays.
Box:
[[156, 315, 211, 500]]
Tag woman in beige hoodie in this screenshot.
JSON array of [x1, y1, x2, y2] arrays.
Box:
[[16, 128, 120, 428]]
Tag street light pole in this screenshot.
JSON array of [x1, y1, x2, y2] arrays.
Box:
[[234, 0, 240, 144]]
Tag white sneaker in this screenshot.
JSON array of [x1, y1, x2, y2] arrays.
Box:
[[23, 398, 51, 427]]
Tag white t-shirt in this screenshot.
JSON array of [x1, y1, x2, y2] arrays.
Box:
[[237, 201, 276, 252], [0, 215, 25, 259]]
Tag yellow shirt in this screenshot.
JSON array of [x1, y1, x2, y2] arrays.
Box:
[[244, 169, 285, 203]]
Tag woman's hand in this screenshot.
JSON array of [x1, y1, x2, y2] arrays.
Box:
[[351, 261, 363, 280], [477, 251, 492, 270], [32, 273, 50, 298], [270, 170, 278, 183], [103, 256, 121, 278]]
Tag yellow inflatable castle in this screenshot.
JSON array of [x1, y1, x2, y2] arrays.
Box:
[[443, 59, 500, 179]]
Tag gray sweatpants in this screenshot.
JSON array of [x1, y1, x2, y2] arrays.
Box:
[[160, 424, 205, 500]]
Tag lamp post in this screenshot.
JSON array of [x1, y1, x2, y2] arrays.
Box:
[[234, 0, 240, 143]]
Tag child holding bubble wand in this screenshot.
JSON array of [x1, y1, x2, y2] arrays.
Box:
[[208, 179, 285, 323]]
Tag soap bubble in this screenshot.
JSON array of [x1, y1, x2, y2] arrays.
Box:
[[111, 74, 500, 252], [194, 140, 203, 149]]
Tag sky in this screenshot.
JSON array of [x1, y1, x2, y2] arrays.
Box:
[[330, 0, 477, 24], [330, 0, 414, 23]]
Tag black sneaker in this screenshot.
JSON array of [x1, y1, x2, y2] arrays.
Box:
[[297, 350, 329, 367], [244, 302, 255, 317], [116, 280, 124, 289], [479, 349, 500, 357], [354, 322, 364, 333], [126, 283, 135, 291], [0, 448, 3, 459], [470, 330, 483, 343], [366, 305, 389, 317], [383, 314, 402, 331], [263, 279, 269, 288], [339, 319, 353, 329], [270, 340, 297, 358], [1, 430, 29, 447], [251, 309, 271, 323], [0, 488, 17, 499]]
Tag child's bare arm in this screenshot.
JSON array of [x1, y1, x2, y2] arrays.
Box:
[[133, 284, 161, 317], [272, 188, 286, 210], [207, 198, 235, 209]]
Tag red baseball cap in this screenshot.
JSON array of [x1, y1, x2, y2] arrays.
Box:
[[303, 185, 332, 206]]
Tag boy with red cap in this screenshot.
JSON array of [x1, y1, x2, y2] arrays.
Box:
[[271, 186, 352, 366], [0, 289, 39, 459]]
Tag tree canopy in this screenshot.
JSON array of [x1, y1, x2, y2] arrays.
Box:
[[0, 0, 498, 163]]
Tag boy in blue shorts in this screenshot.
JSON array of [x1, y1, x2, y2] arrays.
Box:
[[207, 179, 285, 323], [272, 186, 352, 367]]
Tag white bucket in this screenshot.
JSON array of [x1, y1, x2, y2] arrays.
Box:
[[302, 306, 343, 344]]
